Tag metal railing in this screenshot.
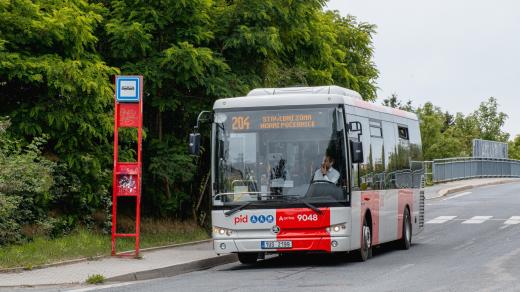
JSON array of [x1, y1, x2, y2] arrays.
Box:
[[432, 157, 520, 183]]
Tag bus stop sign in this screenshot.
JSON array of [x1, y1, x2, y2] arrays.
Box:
[[116, 76, 141, 102]]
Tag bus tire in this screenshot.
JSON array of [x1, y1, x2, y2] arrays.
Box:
[[238, 253, 258, 264], [355, 217, 372, 262], [399, 207, 412, 250]]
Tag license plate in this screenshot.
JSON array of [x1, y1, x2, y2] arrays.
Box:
[[261, 240, 292, 249]]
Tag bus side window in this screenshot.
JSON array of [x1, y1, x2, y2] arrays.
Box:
[[398, 126, 409, 141]]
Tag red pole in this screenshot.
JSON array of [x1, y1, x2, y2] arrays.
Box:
[[111, 96, 119, 256]]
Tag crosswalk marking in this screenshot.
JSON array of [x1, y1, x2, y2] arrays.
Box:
[[426, 216, 457, 224], [427, 216, 520, 225], [504, 216, 520, 225], [462, 216, 493, 224]]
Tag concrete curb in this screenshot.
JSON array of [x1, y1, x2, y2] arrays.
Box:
[[0, 239, 212, 274], [106, 254, 238, 282], [428, 178, 520, 200]]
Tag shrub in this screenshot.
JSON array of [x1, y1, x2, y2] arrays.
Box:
[[0, 118, 55, 245]]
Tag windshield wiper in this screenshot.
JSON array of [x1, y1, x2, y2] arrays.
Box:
[[224, 201, 253, 217], [282, 195, 322, 215], [300, 200, 323, 215]]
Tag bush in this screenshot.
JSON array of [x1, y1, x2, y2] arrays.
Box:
[[0, 194, 22, 245], [0, 119, 55, 245]]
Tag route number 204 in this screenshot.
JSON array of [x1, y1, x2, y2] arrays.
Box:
[[232, 116, 250, 130], [297, 214, 318, 221]]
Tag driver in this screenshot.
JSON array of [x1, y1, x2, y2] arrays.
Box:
[[313, 155, 340, 184]]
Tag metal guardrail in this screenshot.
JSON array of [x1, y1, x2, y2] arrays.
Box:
[[432, 157, 520, 183]]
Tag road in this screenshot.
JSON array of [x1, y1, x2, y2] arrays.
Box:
[[13, 182, 520, 292]]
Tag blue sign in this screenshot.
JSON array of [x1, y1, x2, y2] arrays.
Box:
[[258, 215, 266, 223], [116, 76, 140, 102], [266, 215, 274, 223], [250, 215, 258, 223]]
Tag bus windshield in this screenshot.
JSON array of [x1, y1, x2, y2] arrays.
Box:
[[214, 106, 348, 207]]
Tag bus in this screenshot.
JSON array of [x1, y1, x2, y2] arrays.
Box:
[[189, 86, 425, 264]]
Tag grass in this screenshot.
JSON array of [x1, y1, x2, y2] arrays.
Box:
[[86, 274, 105, 285], [0, 219, 209, 269]]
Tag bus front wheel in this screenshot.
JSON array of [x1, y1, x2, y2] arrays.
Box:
[[238, 253, 258, 264], [355, 218, 372, 262]]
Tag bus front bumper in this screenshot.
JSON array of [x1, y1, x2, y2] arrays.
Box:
[[214, 237, 350, 254]]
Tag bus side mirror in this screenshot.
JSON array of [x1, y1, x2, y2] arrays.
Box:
[[350, 140, 364, 163], [189, 133, 201, 156], [348, 121, 363, 140]]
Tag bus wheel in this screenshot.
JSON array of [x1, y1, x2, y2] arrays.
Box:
[[399, 207, 412, 250], [238, 253, 258, 264], [355, 218, 372, 262]]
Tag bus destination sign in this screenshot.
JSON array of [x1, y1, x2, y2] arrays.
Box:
[[228, 109, 329, 131]]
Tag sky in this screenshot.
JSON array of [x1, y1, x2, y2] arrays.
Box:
[[326, 0, 520, 138]]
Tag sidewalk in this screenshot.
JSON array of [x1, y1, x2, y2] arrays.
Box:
[[0, 240, 236, 287], [423, 177, 520, 200]]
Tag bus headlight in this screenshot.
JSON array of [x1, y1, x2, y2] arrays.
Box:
[[326, 224, 346, 234], [213, 226, 233, 237]]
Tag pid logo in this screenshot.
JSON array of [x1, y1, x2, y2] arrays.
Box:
[[233, 215, 248, 225]]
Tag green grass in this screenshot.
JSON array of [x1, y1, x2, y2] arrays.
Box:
[[0, 219, 209, 269], [86, 274, 105, 284]]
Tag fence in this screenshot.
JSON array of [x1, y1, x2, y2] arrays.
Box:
[[432, 157, 520, 183]]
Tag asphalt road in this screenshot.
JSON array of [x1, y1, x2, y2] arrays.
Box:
[[15, 182, 520, 292]]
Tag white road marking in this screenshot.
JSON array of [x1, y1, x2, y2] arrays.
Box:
[[462, 216, 493, 224], [443, 191, 472, 201], [426, 216, 457, 224], [504, 216, 520, 225]]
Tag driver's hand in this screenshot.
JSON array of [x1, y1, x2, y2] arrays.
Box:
[[320, 164, 327, 175]]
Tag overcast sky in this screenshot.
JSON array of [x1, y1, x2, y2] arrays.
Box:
[[326, 0, 520, 138]]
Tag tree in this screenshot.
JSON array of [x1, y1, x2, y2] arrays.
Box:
[[472, 97, 509, 142], [0, 1, 117, 220], [0, 118, 55, 245], [382, 94, 413, 112], [509, 136, 520, 160]]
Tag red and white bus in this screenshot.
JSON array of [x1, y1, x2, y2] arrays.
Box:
[[190, 86, 425, 264]]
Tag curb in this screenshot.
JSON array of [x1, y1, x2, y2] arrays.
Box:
[[106, 254, 238, 282], [428, 178, 520, 200], [0, 239, 212, 274]]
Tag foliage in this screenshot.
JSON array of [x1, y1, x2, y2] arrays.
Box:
[[0, 0, 117, 222], [387, 95, 511, 161], [509, 136, 520, 160], [86, 274, 105, 285], [472, 97, 509, 142], [0, 119, 55, 245], [0, 194, 22, 246], [382, 94, 413, 112]]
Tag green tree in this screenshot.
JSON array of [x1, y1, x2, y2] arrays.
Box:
[[509, 136, 520, 160], [472, 97, 509, 142], [0, 118, 55, 245], [382, 93, 413, 112], [0, 1, 117, 219]]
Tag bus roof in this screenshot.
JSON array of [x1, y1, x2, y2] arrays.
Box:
[[213, 86, 418, 121]]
